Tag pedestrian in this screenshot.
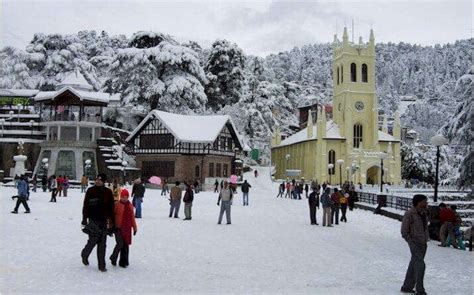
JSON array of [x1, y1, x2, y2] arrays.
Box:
[[340, 192, 348, 222], [169, 181, 182, 218], [214, 179, 219, 193], [308, 187, 320, 225], [132, 178, 146, 218], [320, 187, 333, 227], [49, 175, 57, 202], [254, 170, 258, 178], [220, 180, 224, 190], [81, 173, 115, 272], [81, 175, 88, 193], [348, 188, 357, 211], [276, 182, 285, 198], [194, 179, 200, 194], [161, 179, 168, 196], [285, 182, 291, 198], [400, 194, 429, 295], [438, 203, 455, 247], [41, 175, 47, 192], [11, 175, 31, 214], [110, 188, 137, 268], [241, 180, 252, 206], [304, 183, 309, 198], [183, 183, 194, 220], [63, 175, 69, 197], [32, 174, 37, 193], [217, 181, 233, 224], [330, 188, 341, 225], [57, 175, 64, 197]]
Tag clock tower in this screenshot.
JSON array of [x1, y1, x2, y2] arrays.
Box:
[[332, 27, 378, 150]]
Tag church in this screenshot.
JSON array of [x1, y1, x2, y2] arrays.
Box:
[[271, 28, 401, 185]]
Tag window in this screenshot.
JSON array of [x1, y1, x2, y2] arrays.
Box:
[[328, 150, 335, 175], [337, 67, 340, 85], [351, 63, 357, 82], [56, 150, 76, 179], [216, 163, 222, 177], [362, 64, 368, 83], [223, 164, 228, 177], [354, 124, 363, 148], [220, 137, 226, 150], [226, 137, 233, 151], [142, 161, 175, 178], [195, 165, 200, 178], [140, 134, 174, 149], [209, 163, 214, 177]]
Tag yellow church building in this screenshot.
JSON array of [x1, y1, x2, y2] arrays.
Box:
[[271, 28, 401, 185]]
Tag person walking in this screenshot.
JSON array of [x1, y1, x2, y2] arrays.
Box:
[[320, 187, 333, 227], [214, 179, 219, 193], [49, 175, 58, 202], [304, 183, 309, 198], [348, 188, 357, 211], [57, 175, 64, 197], [285, 181, 291, 198], [340, 192, 349, 222], [81, 173, 115, 272], [81, 175, 88, 193], [400, 194, 429, 295], [241, 180, 252, 206], [11, 175, 31, 214], [183, 183, 194, 220], [194, 179, 200, 194], [110, 188, 137, 268], [132, 178, 146, 218], [217, 181, 233, 225], [276, 182, 285, 198], [63, 175, 70, 197], [41, 175, 47, 192], [308, 187, 320, 225], [330, 188, 341, 225], [169, 181, 182, 218], [161, 179, 168, 196]]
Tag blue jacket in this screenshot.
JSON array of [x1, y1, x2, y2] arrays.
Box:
[[17, 179, 28, 197], [320, 192, 333, 208]]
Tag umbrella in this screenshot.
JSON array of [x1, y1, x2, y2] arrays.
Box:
[[149, 176, 161, 185], [230, 175, 238, 184]]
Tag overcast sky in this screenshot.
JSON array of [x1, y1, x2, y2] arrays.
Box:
[[1, 0, 472, 56]]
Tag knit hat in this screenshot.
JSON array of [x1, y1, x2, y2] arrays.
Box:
[[120, 188, 130, 198]]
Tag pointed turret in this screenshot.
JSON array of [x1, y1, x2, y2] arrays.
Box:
[[342, 27, 349, 46], [369, 29, 375, 52], [307, 109, 314, 139], [382, 115, 388, 133], [393, 111, 401, 140]]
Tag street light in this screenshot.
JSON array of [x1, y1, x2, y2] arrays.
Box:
[[336, 159, 344, 186], [328, 163, 334, 184], [378, 152, 388, 193], [430, 135, 448, 203]]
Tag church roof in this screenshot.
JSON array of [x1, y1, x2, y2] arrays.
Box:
[[126, 110, 245, 148], [275, 120, 344, 148]]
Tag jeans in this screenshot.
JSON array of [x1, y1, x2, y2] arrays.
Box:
[[184, 203, 192, 219], [13, 195, 30, 212], [243, 192, 249, 206], [110, 228, 130, 267], [309, 202, 317, 224], [402, 242, 427, 293], [133, 197, 143, 218], [340, 204, 347, 222], [276, 189, 284, 198], [332, 207, 340, 225], [169, 200, 180, 218], [81, 184, 87, 193], [218, 201, 231, 224], [81, 220, 108, 270], [50, 189, 57, 202]]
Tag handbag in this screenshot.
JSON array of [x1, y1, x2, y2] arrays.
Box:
[[82, 221, 103, 237]]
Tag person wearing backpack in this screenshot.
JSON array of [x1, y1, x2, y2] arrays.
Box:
[[183, 183, 194, 220], [241, 180, 252, 206]]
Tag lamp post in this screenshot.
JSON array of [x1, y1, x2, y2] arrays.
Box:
[[378, 152, 388, 193], [328, 163, 334, 184], [430, 135, 448, 203], [336, 159, 344, 186]]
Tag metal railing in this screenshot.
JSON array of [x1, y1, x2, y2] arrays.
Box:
[[356, 191, 412, 211]]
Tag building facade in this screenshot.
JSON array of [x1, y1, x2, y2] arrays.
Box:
[[271, 28, 402, 185]]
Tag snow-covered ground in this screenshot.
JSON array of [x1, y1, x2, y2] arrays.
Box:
[[0, 167, 472, 294]]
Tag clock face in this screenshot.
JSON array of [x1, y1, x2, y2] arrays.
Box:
[[355, 101, 364, 111]]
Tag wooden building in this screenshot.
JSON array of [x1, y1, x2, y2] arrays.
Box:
[[126, 110, 244, 184]]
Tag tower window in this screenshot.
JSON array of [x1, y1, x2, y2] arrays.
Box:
[[351, 63, 357, 82], [354, 124, 363, 148], [328, 150, 335, 175], [337, 67, 340, 85], [362, 64, 368, 83]]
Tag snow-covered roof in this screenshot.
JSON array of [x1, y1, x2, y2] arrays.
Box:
[[0, 89, 39, 97], [127, 110, 244, 148], [407, 129, 417, 134], [34, 86, 111, 104], [57, 71, 93, 91], [378, 130, 397, 142], [275, 120, 344, 148]]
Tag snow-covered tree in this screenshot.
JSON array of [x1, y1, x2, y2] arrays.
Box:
[[401, 144, 435, 183], [0, 47, 35, 88]]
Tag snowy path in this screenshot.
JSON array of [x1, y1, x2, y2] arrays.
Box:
[[0, 167, 472, 294]]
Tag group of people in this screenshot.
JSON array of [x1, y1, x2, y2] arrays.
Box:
[[47, 175, 71, 202], [438, 203, 465, 250]]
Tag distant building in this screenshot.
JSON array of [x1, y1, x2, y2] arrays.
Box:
[[126, 110, 245, 184]]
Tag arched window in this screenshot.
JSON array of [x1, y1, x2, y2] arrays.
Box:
[[337, 67, 340, 85], [353, 124, 363, 148], [328, 150, 335, 175], [362, 64, 368, 83], [195, 165, 200, 178], [341, 66, 343, 83], [351, 63, 357, 82]]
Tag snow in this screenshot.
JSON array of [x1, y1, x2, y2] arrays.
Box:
[[0, 89, 39, 97], [378, 130, 397, 142], [0, 167, 472, 294], [276, 120, 344, 147], [127, 110, 244, 147], [57, 71, 94, 91]]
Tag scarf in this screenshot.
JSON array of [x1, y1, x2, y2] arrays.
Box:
[[121, 201, 134, 245]]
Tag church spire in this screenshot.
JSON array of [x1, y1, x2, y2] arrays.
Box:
[[307, 109, 314, 139]]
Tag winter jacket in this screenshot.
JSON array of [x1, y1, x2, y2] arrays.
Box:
[[439, 208, 456, 223], [81, 176, 88, 185], [308, 191, 320, 208], [170, 186, 182, 201], [132, 183, 146, 198], [114, 201, 137, 231], [183, 188, 194, 203], [241, 182, 251, 193], [218, 188, 233, 202], [401, 207, 429, 244], [82, 185, 115, 225], [114, 200, 137, 245], [339, 194, 348, 205], [331, 192, 341, 208], [51, 179, 57, 189], [17, 179, 28, 197], [320, 192, 333, 208]]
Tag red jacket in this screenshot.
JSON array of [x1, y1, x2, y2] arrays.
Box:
[[439, 208, 456, 223]]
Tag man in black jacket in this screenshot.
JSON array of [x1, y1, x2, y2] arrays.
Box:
[[132, 178, 146, 218], [183, 183, 194, 220], [241, 180, 252, 206], [308, 187, 320, 225], [81, 173, 115, 272]]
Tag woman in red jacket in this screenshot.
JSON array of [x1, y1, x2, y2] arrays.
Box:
[[110, 189, 137, 268]]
